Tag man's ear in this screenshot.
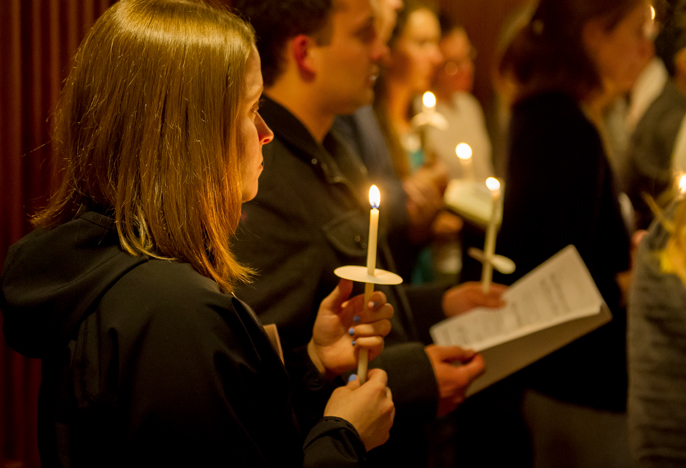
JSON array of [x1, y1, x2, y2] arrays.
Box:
[[291, 34, 318, 79]]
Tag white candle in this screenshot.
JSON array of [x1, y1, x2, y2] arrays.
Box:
[[679, 173, 686, 194], [366, 185, 380, 276], [422, 91, 436, 113], [456, 143, 474, 181], [482, 177, 501, 293], [359, 185, 381, 384]]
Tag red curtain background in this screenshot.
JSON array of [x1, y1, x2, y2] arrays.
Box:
[[0, 1, 527, 466], [0, 2, 114, 467]]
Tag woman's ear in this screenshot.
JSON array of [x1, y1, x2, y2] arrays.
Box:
[[581, 18, 605, 60], [674, 47, 686, 83], [291, 34, 318, 79]]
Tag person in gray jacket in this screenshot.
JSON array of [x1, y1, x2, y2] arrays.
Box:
[[628, 199, 686, 467]]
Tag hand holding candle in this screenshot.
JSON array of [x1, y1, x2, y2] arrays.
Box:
[[308, 280, 394, 379], [333, 186, 402, 383], [359, 185, 381, 384]]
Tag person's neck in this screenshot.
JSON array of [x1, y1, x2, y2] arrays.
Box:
[[266, 79, 334, 143], [582, 81, 620, 126], [432, 84, 454, 105], [386, 80, 413, 134]]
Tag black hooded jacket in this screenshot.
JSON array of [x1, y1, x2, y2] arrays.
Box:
[[1, 211, 366, 467]]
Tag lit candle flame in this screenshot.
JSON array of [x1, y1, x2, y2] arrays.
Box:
[[422, 91, 436, 110], [486, 177, 500, 192], [456, 143, 473, 160], [369, 185, 381, 209], [679, 174, 686, 194]]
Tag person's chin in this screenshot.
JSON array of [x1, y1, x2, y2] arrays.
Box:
[[241, 184, 259, 203], [340, 90, 374, 115], [360, 87, 375, 106], [417, 77, 432, 93]]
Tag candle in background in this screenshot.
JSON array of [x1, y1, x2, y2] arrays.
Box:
[[679, 173, 686, 194], [456, 143, 474, 181], [482, 177, 501, 293], [359, 185, 381, 384], [422, 91, 436, 113]]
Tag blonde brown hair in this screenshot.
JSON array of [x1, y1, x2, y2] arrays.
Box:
[[34, 0, 255, 292]]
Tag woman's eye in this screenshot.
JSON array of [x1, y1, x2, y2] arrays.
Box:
[[252, 98, 264, 115]]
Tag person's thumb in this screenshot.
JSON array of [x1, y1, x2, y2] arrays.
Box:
[[427, 344, 475, 363], [346, 373, 362, 390], [320, 279, 353, 312]]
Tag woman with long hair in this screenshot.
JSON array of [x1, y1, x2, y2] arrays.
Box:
[[497, 0, 652, 415], [0, 1, 394, 466]]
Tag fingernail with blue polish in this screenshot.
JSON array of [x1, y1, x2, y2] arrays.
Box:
[[348, 328, 355, 336], [353, 316, 361, 323], [369, 301, 376, 308], [348, 374, 357, 383], [352, 340, 356, 346]]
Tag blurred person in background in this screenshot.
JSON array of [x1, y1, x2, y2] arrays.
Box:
[[496, 0, 653, 465], [426, 14, 494, 182], [373, 0, 463, 284], [622, 0, 686, 229]]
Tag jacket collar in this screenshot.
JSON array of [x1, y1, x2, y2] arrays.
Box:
[[260, 95, 324, 165], [261, 96, 369, 198]]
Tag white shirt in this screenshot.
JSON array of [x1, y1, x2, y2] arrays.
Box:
[[424, 92, 494, 181]]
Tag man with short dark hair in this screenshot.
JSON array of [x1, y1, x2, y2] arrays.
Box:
[[232, 0, 504, 464]]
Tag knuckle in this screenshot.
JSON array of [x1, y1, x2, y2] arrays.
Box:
[[384, 401, 395, 416]]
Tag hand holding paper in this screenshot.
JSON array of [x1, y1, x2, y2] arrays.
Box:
[[442, 281, 507, 318], [425, 344, 485, 417], [431, 246, 612, 396]]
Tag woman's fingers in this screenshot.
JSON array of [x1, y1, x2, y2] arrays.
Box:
[[357, 302, 394, 322], [350, 320, 392, 338], [353, 336, 384, 350]]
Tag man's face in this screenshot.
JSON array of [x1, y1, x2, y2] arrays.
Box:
[[313, 0, 386, 115], [436, 28, 475, 94]]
